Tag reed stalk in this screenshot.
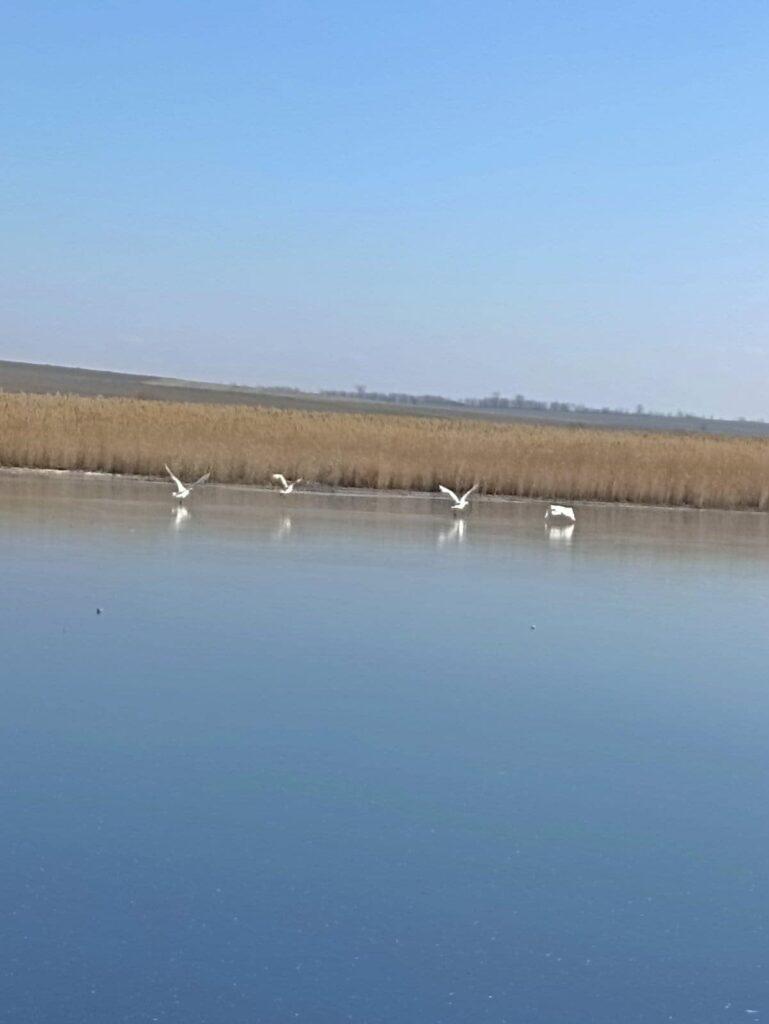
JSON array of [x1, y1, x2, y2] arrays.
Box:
[[1, 391, 767, 510]]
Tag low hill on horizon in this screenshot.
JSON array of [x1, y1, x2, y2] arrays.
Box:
[[1, 358, 767, 439]]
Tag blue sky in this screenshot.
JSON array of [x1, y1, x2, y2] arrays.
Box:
[[3, 1, 769, 416]]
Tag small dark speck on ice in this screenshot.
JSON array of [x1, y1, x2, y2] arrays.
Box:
[[96, 608, 103, 615]]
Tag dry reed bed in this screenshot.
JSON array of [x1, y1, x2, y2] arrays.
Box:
[[2, 391, 769, 510]]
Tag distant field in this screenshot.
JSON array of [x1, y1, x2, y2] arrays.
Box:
[[3, 390, 769, 510], [2, 358, 769, 437]]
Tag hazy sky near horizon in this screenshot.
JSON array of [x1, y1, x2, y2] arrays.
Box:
[[3, 1, 769, 417]]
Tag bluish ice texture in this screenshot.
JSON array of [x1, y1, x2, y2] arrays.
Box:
[[1, 473, 768, 1023]]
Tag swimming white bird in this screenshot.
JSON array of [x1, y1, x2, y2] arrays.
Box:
[[545, 504, 576, 523], [165, 465, 210, 502], [272, 473, 303, 495], [438, 483, 479, 511]]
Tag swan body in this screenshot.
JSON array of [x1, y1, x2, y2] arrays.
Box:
[[545, 504, 576, 523], [272, 474, 303, 495], [165, 465, 210, 502]]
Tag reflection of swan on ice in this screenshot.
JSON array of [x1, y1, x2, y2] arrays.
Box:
[[438, 518, 467, 547], [272, 515, 292, 541], [171, 506, 190, 530], [544, 504, 575, 524], [546, 522, 574, 544]]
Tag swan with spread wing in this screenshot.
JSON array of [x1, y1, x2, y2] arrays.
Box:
[[438, 483, 479, 511], [165, 465, 210, 503]]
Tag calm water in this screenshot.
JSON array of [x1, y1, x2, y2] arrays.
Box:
[[2, 473, 769, 1023]]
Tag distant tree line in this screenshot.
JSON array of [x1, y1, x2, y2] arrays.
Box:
[[319, 387, 466, 408], [315, 386, 701, 419], [254, 384, 764, 426]]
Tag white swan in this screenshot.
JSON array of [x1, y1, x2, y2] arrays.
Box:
[[272, 473, 303, 495], [165, 465, 210, 502], [438, 483, 479, 511], [545, 504, 576, 523]]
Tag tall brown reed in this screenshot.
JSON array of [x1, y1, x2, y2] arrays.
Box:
[[1, 391, 769, 510]]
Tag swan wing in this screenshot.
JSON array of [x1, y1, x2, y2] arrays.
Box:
[[272, 473, 289, 489], [191, 471, 210, 489], [438, 485, 460, 503], [165, 465, 185, 491], [461, 484, 479, 503]]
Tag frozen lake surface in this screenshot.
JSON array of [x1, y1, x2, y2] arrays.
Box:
[[2, 472, 769, 1023]]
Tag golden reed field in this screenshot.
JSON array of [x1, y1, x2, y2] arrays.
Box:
[[2, 391, 769, 510]]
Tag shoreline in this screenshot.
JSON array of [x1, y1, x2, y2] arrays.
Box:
[[3, 391, 769, 514], [2, 464, 765, 518]]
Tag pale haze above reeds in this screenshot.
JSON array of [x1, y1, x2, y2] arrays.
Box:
[[4, 392, 769, 511]]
